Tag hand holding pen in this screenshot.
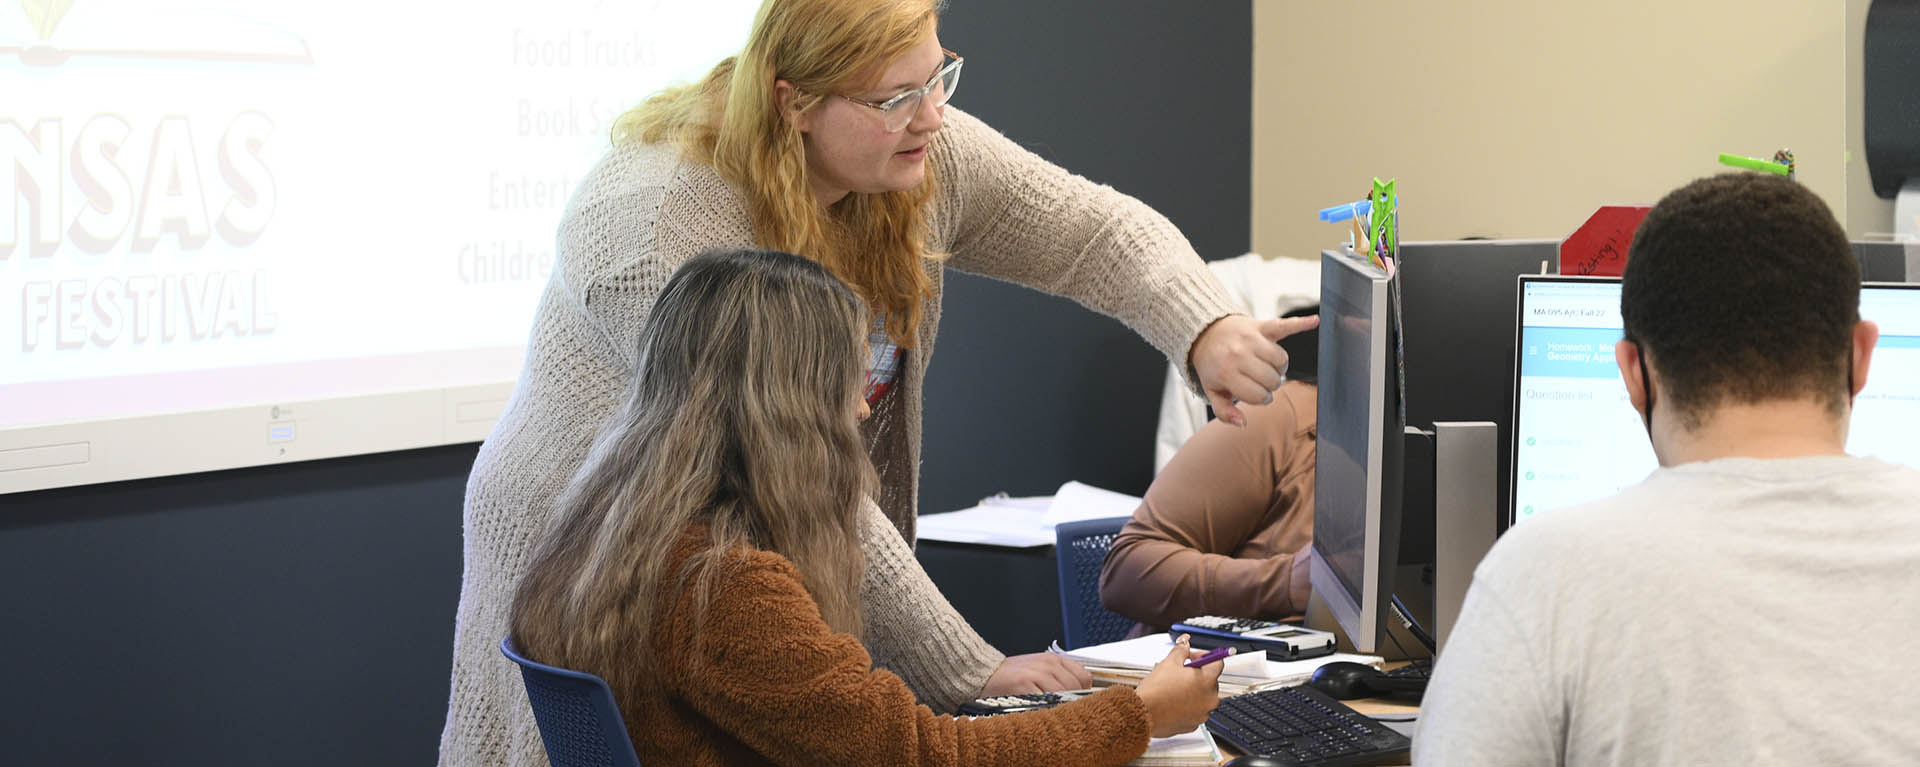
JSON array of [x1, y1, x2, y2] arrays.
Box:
[[1135, 633, 1225, 738], [1185, 645, 1236, 668]]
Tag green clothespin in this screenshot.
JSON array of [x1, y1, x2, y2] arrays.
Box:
[[1367, 178, 1398, 267], [1718, 153, 1791, 177]]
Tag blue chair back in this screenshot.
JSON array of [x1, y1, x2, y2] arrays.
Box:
[[500, 637, 644, 767], [1054, 516, 1137, 649]]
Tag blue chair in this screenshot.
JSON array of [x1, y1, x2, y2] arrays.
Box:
[[1054, 516, 1139, 649], [500, 637, 644, 767]]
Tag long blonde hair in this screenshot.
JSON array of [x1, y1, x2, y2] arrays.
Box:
[[511, 248, 874, 693], [612, 0, 942, 346]]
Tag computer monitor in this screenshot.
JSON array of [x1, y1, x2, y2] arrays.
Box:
[[1398, 240, 1897, 528], [1508, 276, 1920, 525], [1852, 240, 1916, 282], [1309, 249, 1406, 654], [1398, 240, 1557, 524]]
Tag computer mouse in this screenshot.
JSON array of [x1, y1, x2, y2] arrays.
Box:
[[1306, 660, 1379, 700], [1223, 755, 1291, 767]]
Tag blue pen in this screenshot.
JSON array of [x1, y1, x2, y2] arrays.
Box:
[[1319, 195, 1408, 223], [1185, 646, 1236, 668]]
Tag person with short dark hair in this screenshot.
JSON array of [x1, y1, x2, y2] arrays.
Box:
[[1415, 174, 1920, 765]]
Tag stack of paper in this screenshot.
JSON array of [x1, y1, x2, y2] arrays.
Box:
[[1127, 724, 1221, 766], [916, 481, 1143, 547], [1052, 635, 1384, 696], [1043, 481, 1145, 525], [914, 493, 1056, 546]]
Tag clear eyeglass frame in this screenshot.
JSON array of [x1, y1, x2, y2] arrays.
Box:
[[839, 49, 963, 132]]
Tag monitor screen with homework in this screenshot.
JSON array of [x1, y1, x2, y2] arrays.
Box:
[[1509, 277, 1920, 525]]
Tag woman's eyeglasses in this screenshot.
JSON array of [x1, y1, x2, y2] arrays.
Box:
[[838, 49, 963, 133]]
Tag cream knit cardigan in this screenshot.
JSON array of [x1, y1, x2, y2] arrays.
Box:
[[438, 108, 1237, 766]]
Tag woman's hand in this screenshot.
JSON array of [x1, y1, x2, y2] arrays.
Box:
[[980, 652, 1094, 695], [1133, 634, 1224, 738], [1190, 314, 1322, 427]]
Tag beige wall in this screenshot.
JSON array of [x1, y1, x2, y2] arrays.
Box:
[[1251, 1, 1884, 260]]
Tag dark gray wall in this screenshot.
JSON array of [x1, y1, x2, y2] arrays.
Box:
[[0, 2, 1250, 763], [0, 445, 472, 765], [922, 0, 1252, 511]]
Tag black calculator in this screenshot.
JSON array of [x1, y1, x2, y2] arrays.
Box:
[[1170, 615, 1337, 661], [956, 689, 1093, 716]]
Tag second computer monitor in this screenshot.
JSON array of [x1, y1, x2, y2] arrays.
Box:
[[1397, 239, 1558, 523], [1509, 276, 1920, 525]]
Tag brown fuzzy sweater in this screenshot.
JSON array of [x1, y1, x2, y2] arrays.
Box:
[[542, 531, 1155, 766]]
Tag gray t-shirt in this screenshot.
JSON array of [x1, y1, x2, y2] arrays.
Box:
[[1415, 456, 1920, 767]]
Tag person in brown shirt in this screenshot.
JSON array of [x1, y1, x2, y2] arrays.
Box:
[[510, 249, 1222, 766], [1100, 380, 1318, 630]]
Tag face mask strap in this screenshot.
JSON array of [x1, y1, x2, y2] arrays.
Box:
[[1634, 340, 1656, 436]]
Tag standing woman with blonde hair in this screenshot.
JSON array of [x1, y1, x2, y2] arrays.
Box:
[[441, 1, 1315, 763], [510, 248, 1221, 765]]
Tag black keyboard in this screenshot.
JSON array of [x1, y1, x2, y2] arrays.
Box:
[[1207, 685, 1411, 766], [1384, 660, 1431, 682]]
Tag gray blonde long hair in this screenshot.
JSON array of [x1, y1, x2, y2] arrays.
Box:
[[510, 248, 873, 690]]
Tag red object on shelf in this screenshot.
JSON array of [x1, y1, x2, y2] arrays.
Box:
[[1559, 206, 1652, 277]]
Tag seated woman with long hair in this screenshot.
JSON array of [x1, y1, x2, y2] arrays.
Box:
[[509, 248, 1220, 766]]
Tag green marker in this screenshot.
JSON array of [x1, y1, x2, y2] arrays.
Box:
[[1718, 153, 1791, 176]]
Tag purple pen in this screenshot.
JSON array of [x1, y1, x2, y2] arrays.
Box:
[[1184, 646, 1235, 668]]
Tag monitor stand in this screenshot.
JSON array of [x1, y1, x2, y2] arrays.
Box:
[[1433, 421, 1499, 654]]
